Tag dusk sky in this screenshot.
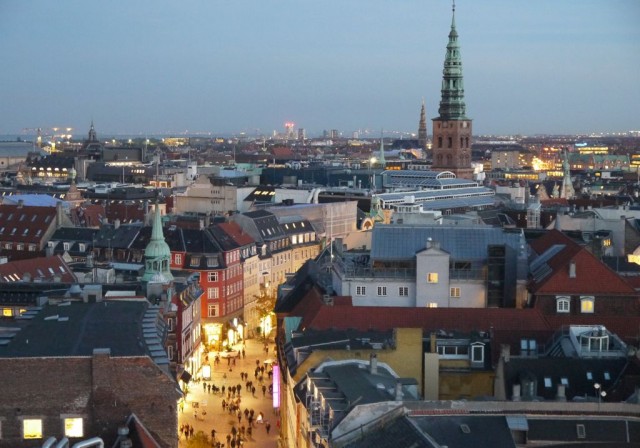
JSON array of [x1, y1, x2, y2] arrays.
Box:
[[1, 0, 639, 138]]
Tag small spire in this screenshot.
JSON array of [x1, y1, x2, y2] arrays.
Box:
[[379, 129, 386, 168], [451, 0, 456, 28]]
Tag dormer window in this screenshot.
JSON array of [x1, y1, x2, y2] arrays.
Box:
[[556, 296, 570, 313], [471, 342, 485, 364], [190, 257, 201, 267]]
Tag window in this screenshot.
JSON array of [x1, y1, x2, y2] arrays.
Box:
[[190, 257, 200, 267], [560, 377, 569, 386], [208, 272, 219, 282], [16, 243, 24, 251], [23, 419, 42, 439], [64, 417, 84, 438], [399, 287, 409, 297], [450, 287, 460, 298], [63, 242, 71, 251], [580, 296, 595, 314], [604, 371, 611, 381], [586, 371, 593, 380], [207, 257, 217, 267], [29, 244, 36, 251], [576, 424, 586, 439], [167, 345, 174, 360], [377, 286, 387, 296], [471, 343, 484, 363], [556, 296, 570, 313], [175, 254, 182, 265], [544, 377, 552, 388], [78, 243, 85, 252], [208, 304, 218, 317], [427, 303, 438, 308], [356, 286, 366, 296], [427, 273, 438, 283], [207, 288, 218, 300]]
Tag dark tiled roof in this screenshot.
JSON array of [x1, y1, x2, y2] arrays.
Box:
[[93, 223, 143, 249], [413, 415, 516, 448], [0, 300, 149, 357], [527, 418, 630, 444], [50, 227, 98, 242], [344, 414, 432, 448]]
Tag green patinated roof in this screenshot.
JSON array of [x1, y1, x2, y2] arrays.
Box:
[[437, 3, 468, 121]]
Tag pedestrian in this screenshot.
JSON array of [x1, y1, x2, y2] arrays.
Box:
[[231, 426, 237, 437], [211, 428, 216, 441], [222, 398, 226, 410], [256, 359, 260, 367], [222, 385, 226, 394], [232, 357, 236, 366], [189, 425, 194, 438], [262, 385, 266, 397], [242, 348, 245, 358], [208, 383, 212, 393], [251, 386, 256, 397], [244, 408, 249, 419], [247, 426, 252, 438], [238, 411, 242, 424], [203, 382, 207, 392], [266, 422, 271, 434], [226, 434, 231, 446], [194, 409, 198, 420]]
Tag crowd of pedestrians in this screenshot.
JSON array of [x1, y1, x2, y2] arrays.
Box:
[[178, 339, 279, 447]]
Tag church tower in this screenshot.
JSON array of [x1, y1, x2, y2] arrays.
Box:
[[141, 201, 173, 284], [88, 120, 98, 142], [431, 1, 474, 179], [418, 99, 428, 154]]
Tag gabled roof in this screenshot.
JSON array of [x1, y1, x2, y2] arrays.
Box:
[[370, 225, 525, 261], [529, 230, 636, 295], [0, 255, 76, 283], [93, 223, 142, 249], [216, 221, 255, 247], [50, 226, 99, 243], [0, 204, 58, 244]]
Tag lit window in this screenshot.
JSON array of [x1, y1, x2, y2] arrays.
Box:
[[3, 308, 13, 317], [544, 377, 552, 388], [450, 287, 460, 298], [399, 287, 408, 296], [208, 304, 218, 317], [356, 286, 366, 296], [427, 303, 438, 308], [207, 272, 219, 282], [427, 273, 438, 283], [556, 296, 570, 313], [23, 419, 43, 439], [190, 257, 200, 267], [175, 254, 182, 265], [560, 377, 569, 386], [207, 288, 219, 299], [580, 296, 595, 314], [63, 242, 71, 251], [64, 417, 84, 438]]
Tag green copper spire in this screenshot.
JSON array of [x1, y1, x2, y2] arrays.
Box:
[[142, 201, 173, 283], [437, 0, 467, 120]]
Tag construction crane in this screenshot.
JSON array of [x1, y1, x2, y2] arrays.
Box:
[[21, 126, 73, 152]]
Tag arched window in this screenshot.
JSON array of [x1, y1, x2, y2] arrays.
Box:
[[438, 136, 443, 148], [556, 296, 570, 313], [446, 154, 453, 166], [448, 137, 453, 148]]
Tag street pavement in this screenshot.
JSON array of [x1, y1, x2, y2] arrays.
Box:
[[178, 337, 280, 447]]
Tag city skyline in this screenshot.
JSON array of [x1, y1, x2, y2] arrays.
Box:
[[1, 0, 639, 137]]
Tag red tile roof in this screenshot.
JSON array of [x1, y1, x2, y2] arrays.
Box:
[[0, 204, 56, 244], [530, 230, 636, 295], [218, 221, 255, 246], [0, 255, 76, 283]]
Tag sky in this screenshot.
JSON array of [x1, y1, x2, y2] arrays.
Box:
[[1, 0, 639, 138]]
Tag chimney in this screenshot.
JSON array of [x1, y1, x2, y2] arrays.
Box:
[[569, 260, 576, 278], [199, 219, 205, 230], [114, 218, 121, 229], [394, 381, 403, 401], [369, 353, 378, 375], [512, 384, 521, 401], [501, 344, 511, 363], [17, 199, 24, 208], [556, 384, 566, 401], [426, 237, 433, 249], [55, 201, 64, 227]]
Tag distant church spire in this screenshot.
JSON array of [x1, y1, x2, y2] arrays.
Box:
[[418, 99, 428, 153], [560, 149, 575, 199], [378, 129, 386, 168], [88, 120, 97, 142]]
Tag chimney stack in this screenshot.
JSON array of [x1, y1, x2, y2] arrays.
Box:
[[369, 353, 378, 375]]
